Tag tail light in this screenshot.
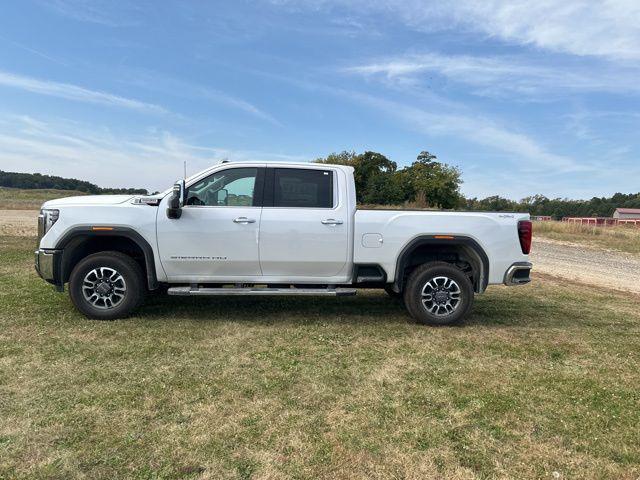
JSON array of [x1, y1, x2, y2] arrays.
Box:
[[518, 220, 532, 254]]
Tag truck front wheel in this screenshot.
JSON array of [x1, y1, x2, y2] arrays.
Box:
[[69, 251, 144, 320], [403, 262, 474, 326]]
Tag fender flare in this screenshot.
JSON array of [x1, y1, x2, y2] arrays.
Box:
[[55, 226, 159, 290], [393, 235, 489, 293]]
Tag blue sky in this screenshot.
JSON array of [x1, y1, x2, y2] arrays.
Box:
[[0, 0, 639, 199]]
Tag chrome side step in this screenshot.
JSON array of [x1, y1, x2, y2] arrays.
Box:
[[167, 286, 357, 297]]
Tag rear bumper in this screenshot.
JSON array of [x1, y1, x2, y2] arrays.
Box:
[[35, 249, 63, 290], [503, 262, 532, 286]]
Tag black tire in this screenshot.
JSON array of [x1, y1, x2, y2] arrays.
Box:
[[403, 261, 474, 326], [69, 251, 144, 320]]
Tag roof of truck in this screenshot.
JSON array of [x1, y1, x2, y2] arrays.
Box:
[[184, 161, 353, 184]]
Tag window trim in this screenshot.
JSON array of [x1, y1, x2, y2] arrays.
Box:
[[183, 167, 265, 208], [263, 167, 337, 210]]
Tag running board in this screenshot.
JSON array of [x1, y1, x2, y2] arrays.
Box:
[[167, 286, 357, 297]]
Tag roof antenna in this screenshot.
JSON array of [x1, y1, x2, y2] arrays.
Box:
[[183, 160, 187, 179]]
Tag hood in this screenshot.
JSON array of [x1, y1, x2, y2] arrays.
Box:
[[42, 194, 134, 208]]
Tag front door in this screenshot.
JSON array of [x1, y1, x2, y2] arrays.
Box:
[[157, 167, 263, 281], [258, 167, 350, 278]]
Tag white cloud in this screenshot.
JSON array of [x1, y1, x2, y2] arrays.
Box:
[[365, 95, 640, 198], [1, 111, 632, 199], [197, 88, 282, 126], [42, 0, 144, 27], [0, 35, 69, 67], [0, 70, 166, 114], [344, 52, 640, 98], [113, 69, 281, 125], [274, 0, 640, 62], [348, 92, 586, 174], [244, 71, 589, 177], [428, 0, 640, 61], [0, 115, 307, 191]]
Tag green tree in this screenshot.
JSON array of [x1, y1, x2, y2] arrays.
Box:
[[403, 151, 463, 208], [353, 151, 397, 203], [316, 150, 398, 203], [315, 150, 359, 167], [316, 149, 462, 207]]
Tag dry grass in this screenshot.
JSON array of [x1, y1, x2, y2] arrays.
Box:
[[1, 235, 639, 479], [535, 220, 640, 255], [0, 187, 88, 210]]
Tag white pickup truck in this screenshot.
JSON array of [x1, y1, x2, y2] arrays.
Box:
[[35, 162, 532, 325]]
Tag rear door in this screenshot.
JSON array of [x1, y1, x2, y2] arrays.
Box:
[[258, 167, 349, 278]]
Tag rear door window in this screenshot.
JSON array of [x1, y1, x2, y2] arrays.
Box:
[[273, 168, 333, 208]]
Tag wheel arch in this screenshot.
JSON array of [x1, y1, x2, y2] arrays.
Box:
[[55, 227, 158, 290], [393, 235, 489, 294]]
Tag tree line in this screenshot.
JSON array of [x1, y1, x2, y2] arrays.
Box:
[[463, 193, 640, 219], [0, 170, 148, 195], [4, 151, 639, 218], [315, 150, 640, 218]]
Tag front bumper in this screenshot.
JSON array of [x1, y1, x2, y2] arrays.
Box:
[[35, 249, 63, 290], [503, 262, 532, 286]]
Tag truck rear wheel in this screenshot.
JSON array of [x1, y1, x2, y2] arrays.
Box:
[[403, 262, 474, 326], [69, 251, 144, 320]]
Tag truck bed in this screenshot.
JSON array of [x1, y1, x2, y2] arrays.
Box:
[[354, 209, 530, 285]]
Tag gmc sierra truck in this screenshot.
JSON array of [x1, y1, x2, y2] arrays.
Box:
[[35, 162, 532, 325]]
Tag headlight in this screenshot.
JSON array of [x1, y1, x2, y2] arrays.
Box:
[[38, 208, 60, 237]]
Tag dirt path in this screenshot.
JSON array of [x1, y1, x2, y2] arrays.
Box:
[[531, 237, 640, 294], [3, 210, 639, 293], [0, 209, 38, 237]]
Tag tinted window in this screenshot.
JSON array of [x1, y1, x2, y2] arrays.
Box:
[[274, 169, 333, 208], [186, 168, 257, 206]]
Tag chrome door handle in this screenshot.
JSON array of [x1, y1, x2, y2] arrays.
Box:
[[233, 217, 256, 224], [321, 219, 343, 225]]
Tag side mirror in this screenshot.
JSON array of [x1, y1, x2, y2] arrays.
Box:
[[166, 180, 185, 219]]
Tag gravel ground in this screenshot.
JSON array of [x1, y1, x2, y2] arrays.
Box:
[[531, 237, 640, 294], [0, 209, 38, 237], [3, 209, 639, 294]]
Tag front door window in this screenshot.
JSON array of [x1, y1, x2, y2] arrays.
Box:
[[186, 168, 258, 207]]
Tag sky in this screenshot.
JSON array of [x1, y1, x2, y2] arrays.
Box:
[[0, 0, 639, 199]]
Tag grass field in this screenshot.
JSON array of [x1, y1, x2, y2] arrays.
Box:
[[535, 220, 640, 256], [1, 235, 639, 479], [0, 187, 88, 210]]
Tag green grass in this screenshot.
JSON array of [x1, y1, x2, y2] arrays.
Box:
[[1, 236, 639, 479], [0, 187, 88, 210], [535, 220, 640, 256]]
